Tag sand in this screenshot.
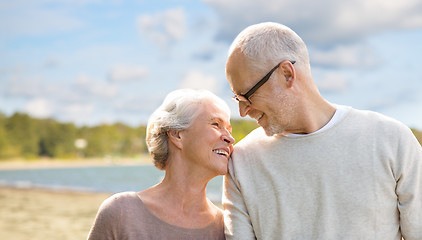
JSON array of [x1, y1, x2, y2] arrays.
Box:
[[0, 158, 145, 239], [0, 156, 221, 239], [0, 187, 111, 240], [0, 159, 123, 240]]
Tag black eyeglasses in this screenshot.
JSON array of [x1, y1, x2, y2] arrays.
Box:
[[233, 60, 296, 104]]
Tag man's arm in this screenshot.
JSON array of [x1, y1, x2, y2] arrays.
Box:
[[222, 158, 256, 239], [396, 127, 422, 239]]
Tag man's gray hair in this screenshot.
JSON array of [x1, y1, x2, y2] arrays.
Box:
[[146, 88, 230, 170], [228, 22, 310, 73]]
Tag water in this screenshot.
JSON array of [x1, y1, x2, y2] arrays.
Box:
[[0, 165, 224, 202]]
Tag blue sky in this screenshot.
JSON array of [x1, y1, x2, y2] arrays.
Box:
[[1, 0, 422, 129]]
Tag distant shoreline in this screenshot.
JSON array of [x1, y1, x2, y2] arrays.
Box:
[[0, 155, 153, 171]]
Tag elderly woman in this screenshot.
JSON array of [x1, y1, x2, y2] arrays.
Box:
[[87, 89, 234, 240]]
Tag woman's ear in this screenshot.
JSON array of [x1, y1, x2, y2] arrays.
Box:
[[167, 130, 183, 149]]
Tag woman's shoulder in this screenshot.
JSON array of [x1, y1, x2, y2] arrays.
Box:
[[98, 191, 139, 212], [104, 191, 137, 202]]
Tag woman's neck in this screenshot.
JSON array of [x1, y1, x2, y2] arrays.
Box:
[[138, 157, 219, 228]]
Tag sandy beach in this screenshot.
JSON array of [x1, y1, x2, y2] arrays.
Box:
[[0, 157, 223, 239], [0, 158, 150, 240], [0, 186, 111, 240]]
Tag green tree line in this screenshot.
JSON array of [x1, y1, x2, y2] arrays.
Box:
[[0, 112, 421, 160], [0, 112, 148, 160], [0, 113, 260, 160]]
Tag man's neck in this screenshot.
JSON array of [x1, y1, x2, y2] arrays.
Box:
[[285, 99, 336, 135]]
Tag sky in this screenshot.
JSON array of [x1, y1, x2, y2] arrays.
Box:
[[1, 0, 422, 129]]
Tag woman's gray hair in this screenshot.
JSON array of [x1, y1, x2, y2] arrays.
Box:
[[146, 88, 230, 170], [228, 22, 310, 73]]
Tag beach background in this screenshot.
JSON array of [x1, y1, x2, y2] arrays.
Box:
[[2, 1, 422, 239], [0, 159, 126, 240], [0, 157, 225, 240], [0, 186, 110, 240]]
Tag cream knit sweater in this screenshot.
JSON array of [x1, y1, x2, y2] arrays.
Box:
[[223, 108, 422, 240]]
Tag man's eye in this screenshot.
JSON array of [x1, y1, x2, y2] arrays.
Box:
[[212, 122, 219, 127]]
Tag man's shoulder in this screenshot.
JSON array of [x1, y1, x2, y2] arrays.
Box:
[[349, 108, 408, 129], [235, 127, 267, 148], [343, 108, 414, 142], [231, 127, 279, 165]]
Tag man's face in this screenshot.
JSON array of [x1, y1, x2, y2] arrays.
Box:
[[226, 50, 296, 136]]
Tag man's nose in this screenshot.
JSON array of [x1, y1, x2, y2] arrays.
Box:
[[238, 101, 250, 117]]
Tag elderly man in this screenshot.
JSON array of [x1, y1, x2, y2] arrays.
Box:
[[223, 22, 422, 240]]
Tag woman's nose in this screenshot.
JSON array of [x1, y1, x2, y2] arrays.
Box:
[[222, 132, 235, 145]]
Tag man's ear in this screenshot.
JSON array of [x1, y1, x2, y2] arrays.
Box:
[[167, 130, 183, 149], [280, 61, 295, 88]]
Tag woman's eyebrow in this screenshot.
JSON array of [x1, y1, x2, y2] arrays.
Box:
[[209, 117, 220, 121], [210, 117, 232, 132]]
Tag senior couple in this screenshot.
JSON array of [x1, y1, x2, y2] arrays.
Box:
[[88, 22, 422, 240]]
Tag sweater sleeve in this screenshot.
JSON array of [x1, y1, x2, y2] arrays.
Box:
[[87, 194, 122, 240], [223, 157, 256, 240], [395, 126, 422, 239]]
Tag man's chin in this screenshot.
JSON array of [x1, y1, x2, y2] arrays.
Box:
[[262, 124, 284, 137], [262, 126, 276, 136]]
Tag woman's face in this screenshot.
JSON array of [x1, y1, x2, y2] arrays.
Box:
[[179, 100, 235, 177]]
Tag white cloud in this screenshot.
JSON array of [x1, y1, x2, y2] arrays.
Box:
[[366, 97, 396, 110], [114, 95, 163, 113], [75, 74, 118, 98], [136, 7, 186, 49], [25, 98, 53, 118], [180, 70, 219, 93], [204, 0, 422, 46], [309, 44, 380, 68], [315, 71, 348, 93], [62, 103, 94, 116], [6, 74, 44, 98], [108, 65, 148, 82], [57, 103, 96, 125]]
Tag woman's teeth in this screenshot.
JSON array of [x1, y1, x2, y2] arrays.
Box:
[[212, 149, 228, 157]]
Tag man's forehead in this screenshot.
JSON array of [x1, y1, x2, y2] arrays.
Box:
[[227, 68, 257, 96], [226, 48, 246, 75], [226, 50, 260, 95], [227, 60, 247, 92]]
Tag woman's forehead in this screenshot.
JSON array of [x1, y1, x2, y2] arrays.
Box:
[[195, 101, 230, 122]]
